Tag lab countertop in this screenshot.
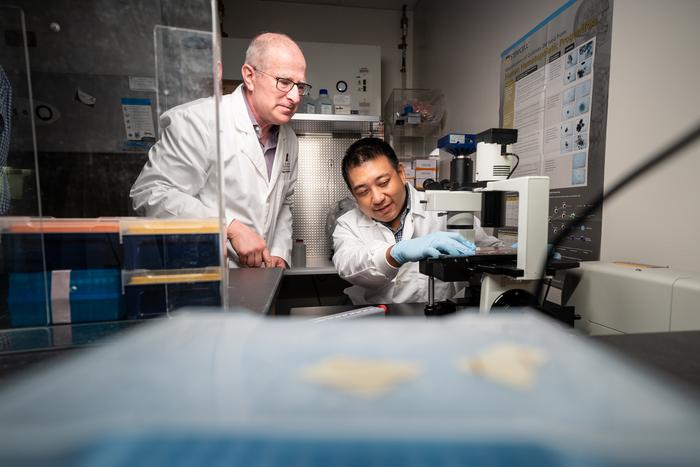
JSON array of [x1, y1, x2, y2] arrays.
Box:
[[289, 303, 427, 317], [3, 269, 700, 402], [228, 267, 284, 314], [288, 303, 700, 394], [284, 257, 336, 275], [594, 330, 700, 395], [0, 268, 284, 383], [1, 311, 699, 466], [0, 321, 143, 384]]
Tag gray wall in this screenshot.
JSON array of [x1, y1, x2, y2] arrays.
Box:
[[222, 0, 413, 108], [414, 0, 700, 273], [413, 0, 563, 132], [600, 0, 700, 272]]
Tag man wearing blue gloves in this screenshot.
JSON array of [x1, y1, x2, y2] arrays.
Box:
[[332, 137, 502, 304]]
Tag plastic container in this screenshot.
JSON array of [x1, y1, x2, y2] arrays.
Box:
[[122, 233, 220, 270], [384, 89, 445, 127], [7, 269, 125, 327], [291, 239, 306, 268], [2, 219, 122, 273], [68, 269, 126, 324], [7, 272, 50, 327], [121, 219, 221, 270], [300, 94, 316, 114], [124, 281, 221, 319], [317, 89, 333, 115], [123, 268, 222, 319]]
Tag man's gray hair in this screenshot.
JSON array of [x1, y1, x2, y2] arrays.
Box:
[[245, 32, 300, 69]]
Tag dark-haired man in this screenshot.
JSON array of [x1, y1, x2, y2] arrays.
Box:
[[332, 137, 502, 304]]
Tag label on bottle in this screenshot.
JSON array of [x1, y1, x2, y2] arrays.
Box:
[[320, 103, 333, 115], [333, 95, 351, 106]]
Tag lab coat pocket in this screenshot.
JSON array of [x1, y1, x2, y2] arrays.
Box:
[[278, 172, 294, 204]]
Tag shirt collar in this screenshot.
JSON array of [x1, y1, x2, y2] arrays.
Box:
[[242, 93, 279, 142]]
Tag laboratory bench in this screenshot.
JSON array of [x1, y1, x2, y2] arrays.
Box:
[[1, 267, 700, 400], [228, 266, 285, 314], [0, 321, 142, 385], [286, 302, 700, 394], [1, 310, 699, 467], [0, 265, 346, 377], [277, 258, 353, 314], [283, 257, 337, 276], [0, 267, 285, 383], [594, 330, 700, 395]]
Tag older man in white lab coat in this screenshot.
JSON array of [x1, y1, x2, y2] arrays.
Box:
[[131, 33, 309, 268], [332, 137, 503, 305]]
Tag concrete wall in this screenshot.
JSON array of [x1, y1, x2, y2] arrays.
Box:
[[414, 0, 700, 273], [222, 0, 413, 107]]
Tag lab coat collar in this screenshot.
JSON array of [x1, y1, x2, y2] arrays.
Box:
[[230, 85, 268, 182], [242, 90, 280, 144], [231, 85, 254, 135], [267, 131, 289, 190]]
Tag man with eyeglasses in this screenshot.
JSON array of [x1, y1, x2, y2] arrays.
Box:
[[131, 33, 309, 268]]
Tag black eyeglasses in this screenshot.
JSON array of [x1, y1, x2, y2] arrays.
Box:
[[253, 67, 312, 96]]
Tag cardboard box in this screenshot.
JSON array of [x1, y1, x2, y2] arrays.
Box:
[[414, 158, 438, 189], [402, 161, 415, 186]]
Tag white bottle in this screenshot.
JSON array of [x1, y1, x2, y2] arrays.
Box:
[[291, 239, 307, 267], [317, 88, 333, 115], [300, 94, 316, 114]]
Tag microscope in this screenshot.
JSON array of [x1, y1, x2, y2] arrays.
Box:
[[420, 128, 578, 319]]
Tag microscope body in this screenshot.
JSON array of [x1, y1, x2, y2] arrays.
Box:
[[421, 128, 552, 313]]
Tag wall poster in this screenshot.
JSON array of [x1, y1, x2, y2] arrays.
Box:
[[500, 0, 613, 263]]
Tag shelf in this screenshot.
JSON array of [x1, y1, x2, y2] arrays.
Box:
[[383, 88, 444, 141], [291, 114, 381, 135], [284, 257, 337, 276], [292, 114, 379, 123], [385, 122, 441, 138]]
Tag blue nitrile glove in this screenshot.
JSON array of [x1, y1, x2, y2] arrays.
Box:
[[390, 232, 476, 265], [511, 242, 562, 260]]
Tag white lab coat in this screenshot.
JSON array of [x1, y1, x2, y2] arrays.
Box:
[[130, 85, 298, 266], [332, 184, 501, 304]]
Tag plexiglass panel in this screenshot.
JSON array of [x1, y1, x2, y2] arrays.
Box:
[[0, 5, 48, 331], [155, 26, 215, 117], [1, 6, 41, 217], [0, 1, 223, 334]]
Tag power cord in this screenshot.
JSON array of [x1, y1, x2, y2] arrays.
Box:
[[506, 153, 520, 179], [542, 278, 552, 304]]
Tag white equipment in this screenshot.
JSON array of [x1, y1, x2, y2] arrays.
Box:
[[562, 261, 700, 335]]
